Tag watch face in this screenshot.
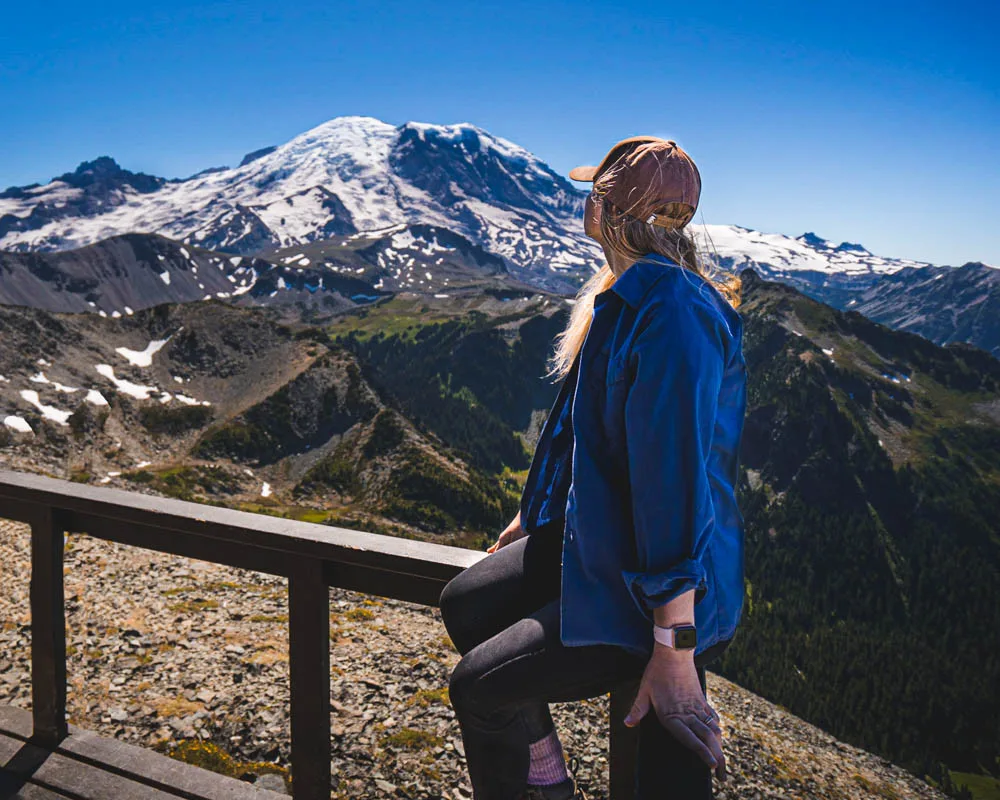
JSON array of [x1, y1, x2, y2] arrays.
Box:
[[675, 626, 697, 650]]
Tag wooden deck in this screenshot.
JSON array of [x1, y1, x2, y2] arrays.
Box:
[[0, 705, 285, 799]]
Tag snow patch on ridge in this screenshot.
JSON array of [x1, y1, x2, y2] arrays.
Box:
[[115, 336, 172, 368]]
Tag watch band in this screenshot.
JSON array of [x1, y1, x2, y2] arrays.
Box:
[[653, 623, 698, 650]]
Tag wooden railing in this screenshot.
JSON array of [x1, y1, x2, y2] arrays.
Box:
[[0, 469, 639, 799]]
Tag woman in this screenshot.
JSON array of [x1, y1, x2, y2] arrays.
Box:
[[438, 136, 747, 800]]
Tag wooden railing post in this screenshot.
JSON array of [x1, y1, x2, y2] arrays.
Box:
[[288, 560, 331, 800], [29, 506, 68, 747], [608, 679, 640, 800]]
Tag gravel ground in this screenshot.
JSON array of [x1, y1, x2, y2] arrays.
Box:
[[0, 518, 946, 800]]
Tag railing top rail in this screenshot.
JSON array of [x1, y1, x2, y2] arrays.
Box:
[[0, 469, 484, 581]]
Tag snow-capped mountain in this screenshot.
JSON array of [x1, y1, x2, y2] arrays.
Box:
[[694, 226, 932, 279], [1, 115, 983, 289], [685, 226, 1000, 356], [0, 117, 598, 291], [2, 114, 998, 356]]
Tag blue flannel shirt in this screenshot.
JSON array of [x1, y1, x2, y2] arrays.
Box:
[[519, 252, 747, 659]]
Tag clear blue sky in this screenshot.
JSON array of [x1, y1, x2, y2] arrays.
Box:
[[1, 0, 997, 266]]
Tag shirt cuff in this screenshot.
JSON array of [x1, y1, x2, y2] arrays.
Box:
[[622, 557, 708, 616]]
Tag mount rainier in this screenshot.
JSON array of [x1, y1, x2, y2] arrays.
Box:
[[0, 115, 996, 355]]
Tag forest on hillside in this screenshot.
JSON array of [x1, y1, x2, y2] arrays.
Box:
[[333, 275, 1000, 795]]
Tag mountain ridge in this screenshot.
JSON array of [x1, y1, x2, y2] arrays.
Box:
[[1, 114, 998, 360], [6, 116, 992, 278], [0, 116, 599, 290]]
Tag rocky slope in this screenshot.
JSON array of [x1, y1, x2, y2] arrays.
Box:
[[828, 262, 1000, 358], [0, 517, 949, 800], [0, 294, 566, 544], [0, 231, 396, 316], [726, 272, 1000, 792], [2, 272, 998, 794], [0, 228, 548, 317]]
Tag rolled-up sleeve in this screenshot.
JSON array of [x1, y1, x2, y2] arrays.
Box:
[[621, 298, 727, 618]]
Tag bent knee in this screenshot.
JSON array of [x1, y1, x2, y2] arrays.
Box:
[[438, 570, 475, 630], [447, 655, 484, 716]]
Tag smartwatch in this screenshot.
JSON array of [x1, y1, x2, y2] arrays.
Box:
[[653, 623, 697, 650]]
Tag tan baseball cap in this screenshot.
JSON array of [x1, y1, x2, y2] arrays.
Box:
[[569, 136, 701, 229]]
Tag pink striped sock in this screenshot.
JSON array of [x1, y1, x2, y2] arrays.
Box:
[[527, 729, 569, 786]]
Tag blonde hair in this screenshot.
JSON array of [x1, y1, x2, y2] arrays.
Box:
[[545, 160, 741, 383]]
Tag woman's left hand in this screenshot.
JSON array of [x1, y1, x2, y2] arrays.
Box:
[[623, 650, 727, 782]]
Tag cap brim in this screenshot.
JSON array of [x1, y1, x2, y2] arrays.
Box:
[[570, 137, 668, 182], [569, 165, 598, 182]]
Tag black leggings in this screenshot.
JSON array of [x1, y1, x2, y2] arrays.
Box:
[[439, 525, 725, 800]]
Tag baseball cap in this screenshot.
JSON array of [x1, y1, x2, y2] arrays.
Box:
[[569, 136, 701, 229]]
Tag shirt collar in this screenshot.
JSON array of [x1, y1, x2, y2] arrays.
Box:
[[607, 253, 680, 309]]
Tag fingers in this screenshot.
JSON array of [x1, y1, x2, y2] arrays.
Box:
[[624, 683, 728, 780], [623, 687, 649, 727], [699, 707, 722, 734], [688, 717, 727, 779], [487, 529, 513, 554], [656, 710, 727, 781], [661, 716, 720, 772], [487, 532, 508, 553]]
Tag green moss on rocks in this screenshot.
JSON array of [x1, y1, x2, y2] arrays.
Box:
[[162, 740, 288, 787]]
